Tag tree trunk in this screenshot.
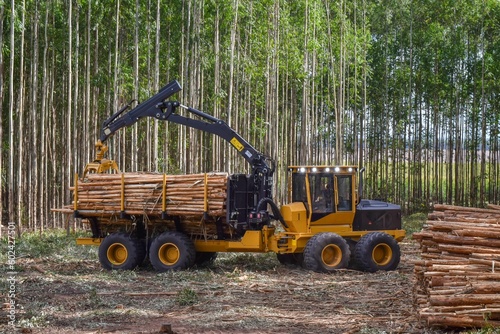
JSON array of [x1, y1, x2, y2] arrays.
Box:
[[0, 3, 4, 235], [40, 3, 50, 232], [479, 2, 487, 207], [132, 0, 140, 172], [17, 0, 26, 230], [153, 0, 160, 171], [66, 0, 73, 222], [212, 4, 221, 172], [8, 0, 15, 226], [30, 1, 40, 230]]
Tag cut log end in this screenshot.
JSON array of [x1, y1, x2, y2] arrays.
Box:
[[415, 204, 500, 329]]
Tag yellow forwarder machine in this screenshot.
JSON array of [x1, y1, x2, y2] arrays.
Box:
[[74, 80, 405, 273]]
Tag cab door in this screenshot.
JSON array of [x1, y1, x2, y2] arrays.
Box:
[[287, 167, 357, 231], [335, 175, 354, 212], [311, 173, 355, 229]]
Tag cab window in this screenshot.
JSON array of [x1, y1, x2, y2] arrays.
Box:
[[336, 175, 352, 211], [310, 174, 334, 212], [310, 174, 334, 222], [291, 173, 307, 203]]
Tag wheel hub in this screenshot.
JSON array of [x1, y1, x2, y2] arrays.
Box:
[[321, 244, 342, 267], [158, 243, 180, 265], [372, 243, 392, 266], [107, 242, 128, 265]]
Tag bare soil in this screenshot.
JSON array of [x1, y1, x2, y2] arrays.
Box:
[[2, 240, 451, 334]]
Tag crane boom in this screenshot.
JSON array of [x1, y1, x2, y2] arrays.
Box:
[[99, 80, 273, 176], [85, 80, 277, 219]]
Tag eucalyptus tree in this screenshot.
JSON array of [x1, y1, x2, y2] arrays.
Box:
[[0, 2, 4, 233], [3, 0, 500, 230]]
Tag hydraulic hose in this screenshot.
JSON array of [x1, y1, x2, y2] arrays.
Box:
[[256, 197, 288, 228]]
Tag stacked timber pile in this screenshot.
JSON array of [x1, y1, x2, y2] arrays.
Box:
[[413, 204, 500, 328], [55, 172, 228, 219]]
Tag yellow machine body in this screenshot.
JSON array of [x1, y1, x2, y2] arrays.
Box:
[[72, 82, 405, 272], [77, 165, 405, 255]]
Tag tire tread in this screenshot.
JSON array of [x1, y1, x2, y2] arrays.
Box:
[[353, 232, 400, 272]]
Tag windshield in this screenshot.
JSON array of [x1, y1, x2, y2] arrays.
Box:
[[291, 170, 354, 221]]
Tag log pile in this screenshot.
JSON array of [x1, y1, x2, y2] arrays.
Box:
[[54, 172, 228, 221], [413, 204, 500, 328]]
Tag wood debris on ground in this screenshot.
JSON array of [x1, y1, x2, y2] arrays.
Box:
[[413, 204, 500, 328], [1, 242, 428, 334]]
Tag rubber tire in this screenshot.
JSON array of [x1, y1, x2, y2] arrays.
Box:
[[303, 233, 350, 272], [149, 231, 196, 272], [345, 238, 361, 270], [353, 232, 400, 272], [195, 252, 218, 266], [98, 232, 145, 270]]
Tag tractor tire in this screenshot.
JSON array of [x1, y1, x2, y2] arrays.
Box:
[[98, 232, 145, 270], [194, 252, 218, 266], [303, 233, 350, 272], [353, 232, 400, 272], [149, 231, 196, 272], [345, 238, 361, 270]]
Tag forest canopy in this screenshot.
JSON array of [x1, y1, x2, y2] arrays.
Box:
[[1, 0, 499, 230]]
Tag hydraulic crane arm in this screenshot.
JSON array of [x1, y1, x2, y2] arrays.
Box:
[[99, 80, 181, 142], [91, 79, 273, 177], [162, 101, 274, 175], [84, 79, 284, 230]]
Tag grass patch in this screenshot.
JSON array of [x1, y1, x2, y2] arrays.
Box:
[[156, 268, 217, 284], [402, 212, 427, 236], [0, 228, 96, 260], [96, 268, 139, 282], [216, 252, 278, 271], [176, 287, 199, 306], [464, 329, 500, 334]]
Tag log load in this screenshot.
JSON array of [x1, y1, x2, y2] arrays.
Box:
[[413, 204, 500, 329], [53, 172, 230, 236]]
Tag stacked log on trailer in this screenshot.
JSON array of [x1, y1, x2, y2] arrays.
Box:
[[413, 204, 500, 328], [53, 172, 229, 237]]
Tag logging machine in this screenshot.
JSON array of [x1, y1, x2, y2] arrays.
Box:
[[74, 79, 405, 273]]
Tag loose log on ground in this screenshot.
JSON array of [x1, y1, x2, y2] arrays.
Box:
[[425, 315, 500, 328]]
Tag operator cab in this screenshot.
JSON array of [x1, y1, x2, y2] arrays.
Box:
[[282, 165, 402, 234], [282, 166, 358, 232]]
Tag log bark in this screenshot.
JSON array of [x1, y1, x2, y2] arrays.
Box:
[[53, 172, 230, 237], [414, 204, 500, 329]]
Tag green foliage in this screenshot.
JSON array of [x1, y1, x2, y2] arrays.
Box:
[[216, 252, 278, 272], [3, 0, 500, 229], [98, 268, 139, 282], [402, 212, 427, 236], [86, 287, 108, 308], [17, 314, 49, 329], [176, 287, 199, 306], [359, 328, 389, 334], [463, 328, 500, 334], [0, 229, 97, 263]]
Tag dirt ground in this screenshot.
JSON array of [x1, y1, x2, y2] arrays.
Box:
[[2, 240, 452, 334]]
